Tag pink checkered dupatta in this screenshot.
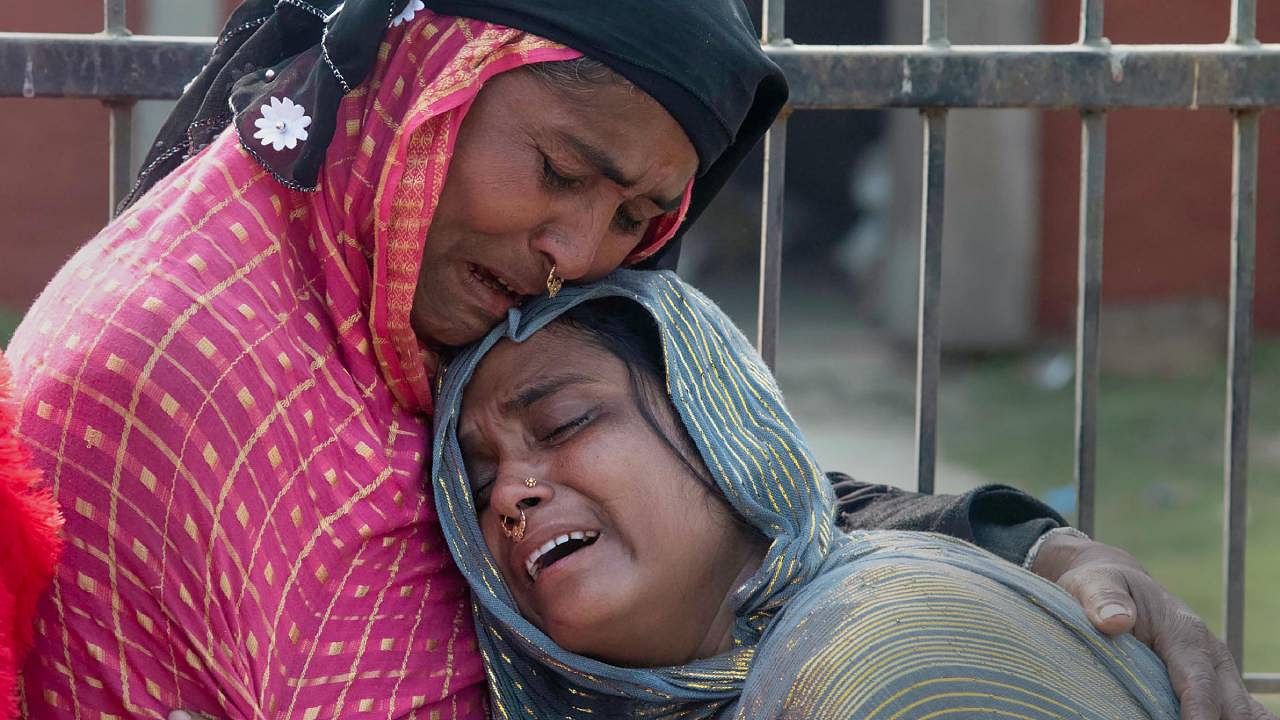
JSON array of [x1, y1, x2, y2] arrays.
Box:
[[7, 12, 588, 719]]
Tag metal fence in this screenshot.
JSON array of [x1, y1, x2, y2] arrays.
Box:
[[1, 0, 1276, 695]]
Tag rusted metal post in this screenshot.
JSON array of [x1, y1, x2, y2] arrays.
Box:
[[915, 0, 949, 495], [757, 119, 787, 371], [1221, 0, 1257, 673], [1074, 111, 1104, 537], [1224, 107, 1257, 670], [1230, 0, 1257, 44], [104, 0, 134, 218], [1073, 0, 1107, 536], [756, 0, 788, 370]]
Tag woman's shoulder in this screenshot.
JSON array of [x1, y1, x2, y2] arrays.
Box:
[[734, 532, 1177, 720]]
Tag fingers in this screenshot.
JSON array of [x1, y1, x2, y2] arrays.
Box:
[[1248, 696, 1278, 720], [1165, 636, 1219, 720], [1045, 540, 1266, 720], [1057, 564, 1138, 636], [1150, 605, 1242, 720], [1212, 645, 1268, 720]]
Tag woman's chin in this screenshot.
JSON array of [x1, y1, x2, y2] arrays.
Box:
[[528, 574, 642, 655]]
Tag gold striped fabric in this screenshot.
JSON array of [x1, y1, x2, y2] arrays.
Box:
[[431, 270, 1178, 719]]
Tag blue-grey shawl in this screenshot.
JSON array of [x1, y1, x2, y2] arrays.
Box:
[[431, 270, 1178, 719]]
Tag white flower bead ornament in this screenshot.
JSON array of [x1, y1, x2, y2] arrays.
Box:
[[390, 0, 425, 27], [252, 96, 312, 152]]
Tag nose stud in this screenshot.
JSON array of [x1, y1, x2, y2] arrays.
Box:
[[525, 477, 537, 489], [501, 510, 527, 543], [546, 265, 562, 298]]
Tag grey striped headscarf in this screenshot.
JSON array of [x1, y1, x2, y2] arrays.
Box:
[[431, 269, 1178, 719]]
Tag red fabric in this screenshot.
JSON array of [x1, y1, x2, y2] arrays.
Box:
[[0, 351, 62, 719]]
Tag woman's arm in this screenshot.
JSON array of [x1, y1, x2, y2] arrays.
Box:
[[829, 472, 1061, 563]]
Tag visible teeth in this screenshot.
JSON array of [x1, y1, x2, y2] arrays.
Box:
[[472, 265, 514, 296], [524, 530, 599, 582]]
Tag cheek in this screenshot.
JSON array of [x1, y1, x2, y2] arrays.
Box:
[[582, 236, 642, 280], [442, 147, 547, 237]]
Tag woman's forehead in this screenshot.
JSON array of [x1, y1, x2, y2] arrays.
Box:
[[495, 70, 697, 195], [464, 326, 617, 405]]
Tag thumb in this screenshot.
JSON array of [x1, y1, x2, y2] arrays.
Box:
[[1059, 567, 1137, 636]]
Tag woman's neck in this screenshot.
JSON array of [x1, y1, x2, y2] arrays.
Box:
[[693, 536, 767, 661]]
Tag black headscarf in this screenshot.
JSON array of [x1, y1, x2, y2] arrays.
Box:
[[125, 0, 787, 270]]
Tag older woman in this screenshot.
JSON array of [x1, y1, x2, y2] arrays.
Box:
[[6, 0, 1256, 718], [431, 270, 1180, 718]]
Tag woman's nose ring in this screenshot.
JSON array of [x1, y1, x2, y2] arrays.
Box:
[[546, 266, 563, 298], [525, 477, 537, 489], [501, 509, 527, 543]]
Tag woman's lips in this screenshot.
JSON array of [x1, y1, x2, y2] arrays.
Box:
[[465, 262, 525, 316], [524, 530, 601, 581]]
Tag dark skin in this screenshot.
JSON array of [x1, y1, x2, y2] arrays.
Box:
[[1033, 534, 1274, 720], [459, 327, 763, 667], [176, 62, 1271, 720], [408, 68, 697, 348]]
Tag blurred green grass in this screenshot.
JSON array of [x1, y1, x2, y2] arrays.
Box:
[[938, 341, 1280, 681]]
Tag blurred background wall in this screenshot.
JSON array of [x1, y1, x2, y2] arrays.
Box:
[[0, 0, 236, 333]]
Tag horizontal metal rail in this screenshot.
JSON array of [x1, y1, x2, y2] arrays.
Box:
[[774, 44, 1280, 109], [4, 33, 1280, 109], [1246, 673, 1280, 694], [0, 33, 212, 100]]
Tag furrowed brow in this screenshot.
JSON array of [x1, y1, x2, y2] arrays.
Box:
[[500, 372, 597, 415], [555, 131, 683, 213]]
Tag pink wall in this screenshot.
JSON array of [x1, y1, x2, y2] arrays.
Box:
[[1037, 3, 1280, 333]]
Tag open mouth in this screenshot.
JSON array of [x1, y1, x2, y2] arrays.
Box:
[[467, 262, 526, 304], [524, 530, 600, 582]]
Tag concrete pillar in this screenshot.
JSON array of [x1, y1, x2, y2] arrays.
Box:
[[876, 1, 1040, 350]]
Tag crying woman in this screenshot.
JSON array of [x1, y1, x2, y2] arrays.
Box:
[[430, 270, 1180, 720]]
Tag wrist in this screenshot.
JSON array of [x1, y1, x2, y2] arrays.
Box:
[[1023, 526, 1091, 581]]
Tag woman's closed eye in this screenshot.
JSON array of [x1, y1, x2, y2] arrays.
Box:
[[612, 207, 645, 235], [540, 152, 649, 236], [541, 154, 583, 191], [539, 411, 594, 445]]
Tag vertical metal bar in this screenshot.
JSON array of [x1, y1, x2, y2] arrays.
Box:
[[1223, 110, 1258, 667], [762, 0, 785, 44], [104, 0, 133, 218], [1229, 0, 1257, 44], [1080, 0, 1105, 44], [104, 0, 127, 33], [1074, 112, 1105, 538], [914, 0, 949, 496], [108, 105, 133, 217], [1073, 0, 1105, 536], [757, 117, 787, 371], [756, 0, 786, 370], [915, 110, 946, 496], [1221, 0, 1257, 668], [924, 0, 948, 46]]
